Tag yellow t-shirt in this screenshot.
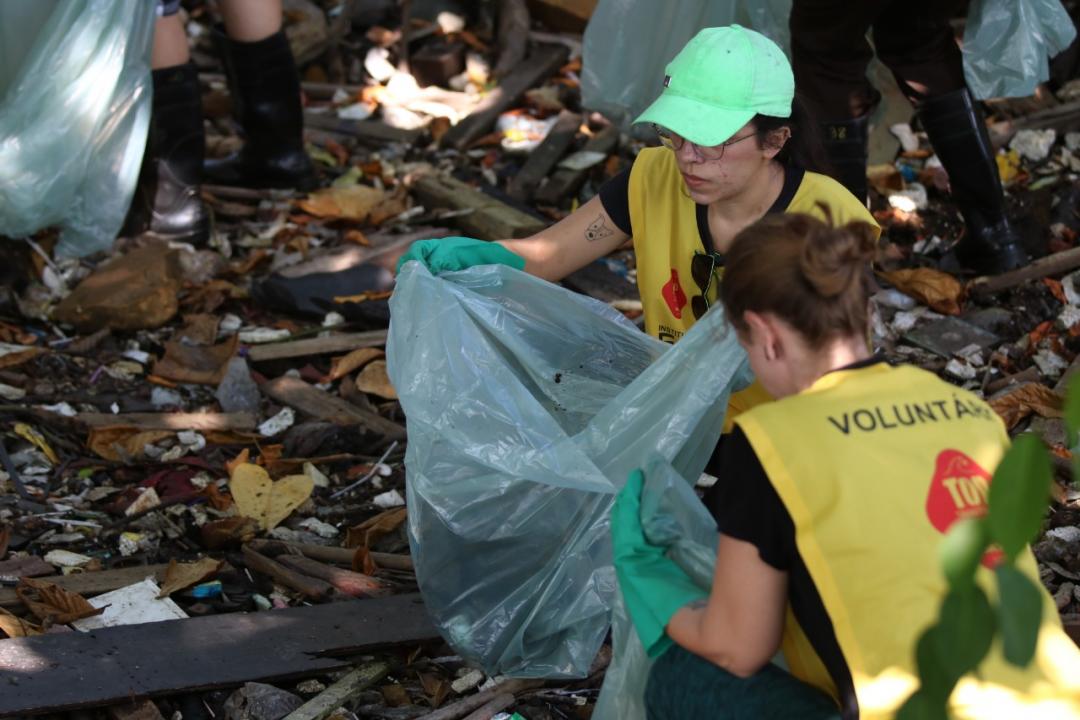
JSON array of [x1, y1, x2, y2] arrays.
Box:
[[626, 147, 880, 425]]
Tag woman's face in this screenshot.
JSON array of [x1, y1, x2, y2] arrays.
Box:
[[668, 122, 784, 205]]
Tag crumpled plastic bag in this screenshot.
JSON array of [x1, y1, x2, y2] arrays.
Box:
[[580, 0, 791, 133], [387, 262, 751, 678], [594, 455, 720, 720], [963, 0, 1077, 99], [0, 0, 154, 257]]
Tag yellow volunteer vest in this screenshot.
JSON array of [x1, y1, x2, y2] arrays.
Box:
[[735, 363, 1080, 719], [626, 147, 880, 426]]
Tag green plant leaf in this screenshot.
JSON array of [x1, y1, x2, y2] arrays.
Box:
[[896, 688, 950, 720], [1064, 373, 1080, 447], [939, 518, 989, 590], [915, 625, 961, 702], [995, 565, 1044, 666], [987, 434, 1052, 560], [934, 586, 996, 680]]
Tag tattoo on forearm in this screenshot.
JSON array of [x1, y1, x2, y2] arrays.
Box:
[[585, 215, 614, 243]]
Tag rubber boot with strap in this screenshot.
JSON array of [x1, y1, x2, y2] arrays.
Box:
[[203, 28, 316, 190], [122, 62, 209, 244], [919, 89, 1028, 275]]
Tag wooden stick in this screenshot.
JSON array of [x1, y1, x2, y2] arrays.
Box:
[[411, 173, 546, 240], [277, 555, 388, 597], [260, 376, 406, 441], [968, 246, 1080, 297], [246, 538, 414, 571], [507, 111, 582, 202], [283, 662, 390, 720], [534, 125, 619, 205], [413, 680, 542, 720], [247, 330, 387, 363], [76, 412, 256, 431], [241, 545, 338, 600], [461, 693, 515, 720]]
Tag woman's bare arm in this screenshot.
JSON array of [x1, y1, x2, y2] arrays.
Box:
[[498, 194, 630, 282]]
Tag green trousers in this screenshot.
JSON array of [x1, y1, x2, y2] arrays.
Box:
[[644, 645, 842, 719]]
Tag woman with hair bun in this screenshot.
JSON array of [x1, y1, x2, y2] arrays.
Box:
[[613, 213, 1080, 719]]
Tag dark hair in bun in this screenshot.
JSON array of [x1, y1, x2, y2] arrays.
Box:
[[720, 209, 878, 346]]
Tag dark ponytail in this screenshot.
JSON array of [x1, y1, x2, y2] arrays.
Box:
[[752, 93, 827, 173]]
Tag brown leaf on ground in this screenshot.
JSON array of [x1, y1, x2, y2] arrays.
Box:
[[157, 557, 224, 598], [0, 607, 42, 638], [355, 360, 397, 399], [177, 314, 221, 346], [16, 576, 105, 625], [201, 482, 234, 512], [225, 448, 251, 476], [87, 427, 173, 462], [381, 684, 411, 707], [878, 268, 965, 315], [345, 507, 407, 550], [352, 545, 377, 576], [0, 525, 9, 560], [418, 672, 452, 708], [201, 516, 259, 550], [0, 343, 45, 370], [297, 185, 387, 222], [327, 348, 384, 381], [343, 229, 370, 246], [989, 383, 1064, 429], [153, 334, 239, 385], [181, 279, 243, 314]]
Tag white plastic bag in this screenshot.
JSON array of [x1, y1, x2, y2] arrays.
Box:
[[387, 262, 750, 678], [0, 0, 154, 257], [963, 0, 1077, 99]]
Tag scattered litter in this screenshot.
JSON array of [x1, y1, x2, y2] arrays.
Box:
[[258, 407, 296, 437], [72, 578, 188, 630], [1010, 128, 1057, 162], [372, 489, 405, 508]]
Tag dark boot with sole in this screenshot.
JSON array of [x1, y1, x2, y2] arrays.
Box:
[[821, 114, 870, 205], [122, 62, 209, 244], [203, 28, 316, 190], [919, 88, 1028, 275]]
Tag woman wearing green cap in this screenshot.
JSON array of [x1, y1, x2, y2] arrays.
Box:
[[399, 26, 877, 363]]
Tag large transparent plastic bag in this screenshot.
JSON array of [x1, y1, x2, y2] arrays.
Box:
[[387, 262, 751, 678], [580, 0, 791, 133], [963, 0, 1076, 99], [0, 0, 155, 257]]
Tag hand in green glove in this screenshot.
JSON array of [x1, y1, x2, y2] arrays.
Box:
[[395, 236, 526, 275], [612, 468, 708, 658]]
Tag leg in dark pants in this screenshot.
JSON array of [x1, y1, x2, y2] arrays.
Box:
[[644, 645, 840, 720]]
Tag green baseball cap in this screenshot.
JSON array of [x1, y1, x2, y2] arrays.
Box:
[[635, 25, 794, 148]]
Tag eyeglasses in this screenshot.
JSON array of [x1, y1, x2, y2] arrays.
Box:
[[654, 125, 757, 161], [690, 251, 724, 320]]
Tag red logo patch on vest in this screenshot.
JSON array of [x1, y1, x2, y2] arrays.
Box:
[[926, 449, 1004, 568], [661, 268, 687, 319]]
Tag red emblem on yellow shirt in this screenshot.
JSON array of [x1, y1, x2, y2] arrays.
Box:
[[661, 268, 687, 319], [926, 449, 1003, 568]]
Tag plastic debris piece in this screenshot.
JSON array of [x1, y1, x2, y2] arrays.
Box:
[[451, 669, 485, 694], [889, 123, 920, 152], [239, 327, 292, 344], [298, 517, 339, 538], [42, 550, 93, 568], [372, 488, 405, 508], [303, 462, 330, 488], [1010, 129, 1057, 162], [216, 357, 262, 414], [125, 487, 162, 516], [887, 183, 928, 212], [945, 358, 978, 381], [72, 578, 188, 630], [258, 407, 296, 437], [190, 580, 223, 599]]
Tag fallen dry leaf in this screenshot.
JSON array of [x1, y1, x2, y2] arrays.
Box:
[[355, 360, 397, 399], [878, 268, 965, 315], [152, 334, 239, 385], [201, 482, 234, 511], [16, 576, 105, 625], [225, 448, 251, 476], [0, 525, 10, 560], [14, 423, 59, 465], [229, 463, 314, 531], [87, 427, 173, 462], [345, 507, 407, 550], [0, 343, 45, 370], [989, 383, 1064, 430], [177, 314, 222, 346], [201, 516, 259, 550], [297, 185, 387, 222], [381, 684, 412, 707], [327, 348, 384, 381], [0, 607, 41, 638], [353, 545, 377, 576], [419, 672, 452, 708], [157, 557, 224, 598]]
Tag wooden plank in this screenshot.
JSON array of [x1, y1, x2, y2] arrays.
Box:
[[76, 412, 256, 431], [0, 564, 170, 609], [261, 376, 406, 441], [507, 111, 582, 202], [534, 125, 619, 205], [0, 594, 437, 715], [247, 539, 414, 571], [247, 331, 388, 363], [413, 680, 543, 720], [411, 174, 546, 240], [440, 44, 569, 150], [283, 662, 389, 720], [303, 113, 423, 146], [968, 245, 1080, 298]]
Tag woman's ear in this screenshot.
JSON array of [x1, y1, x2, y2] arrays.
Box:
[[762, 127, 792, 159], [743, 310, 779, 360]]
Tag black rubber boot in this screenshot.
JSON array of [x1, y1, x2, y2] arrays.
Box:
[[919, 89, 1028, 275], [821, 115, 870, 204], [122, 63, 209, 244], [203, 29, 316, 190]]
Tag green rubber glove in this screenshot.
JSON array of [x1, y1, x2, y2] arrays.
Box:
[[395, 236, 526, 275], [612, 468, 708, 658]]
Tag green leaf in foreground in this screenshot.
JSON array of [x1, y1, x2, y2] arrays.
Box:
[[934, 586, 996, 680], [987, 434, 1051, 559], [939, 518, 989, 589], [995, 564, 1044, 666]]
